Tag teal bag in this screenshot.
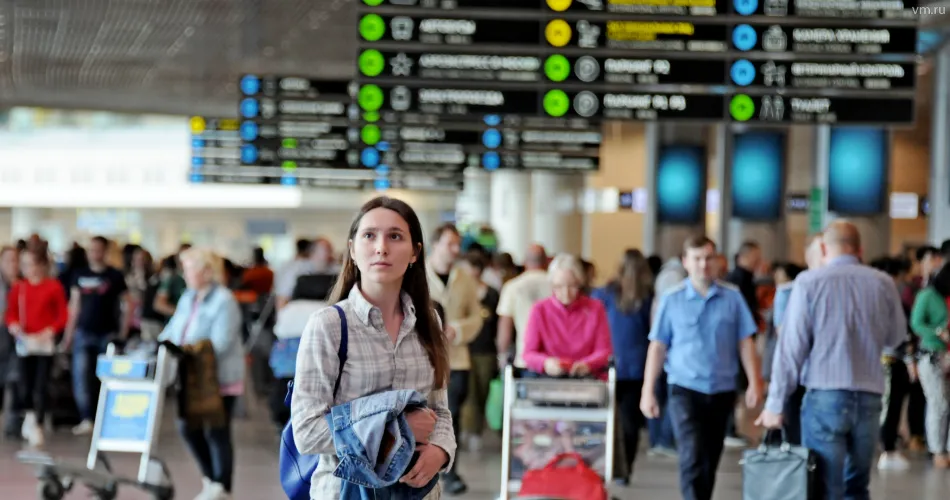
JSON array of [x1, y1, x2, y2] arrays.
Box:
[[485, 377, 504, 431]]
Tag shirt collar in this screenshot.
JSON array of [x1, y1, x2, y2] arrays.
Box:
[[347, 284, 417, 326], [827, 255, 860, 267], [184, 284, 220, 304], [684, 279, 721, 301]]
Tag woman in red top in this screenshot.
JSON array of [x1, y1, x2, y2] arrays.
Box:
[[5, 249, 68, 447]]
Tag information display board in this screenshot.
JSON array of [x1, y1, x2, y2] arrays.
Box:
[[356, 0, 919, 126]]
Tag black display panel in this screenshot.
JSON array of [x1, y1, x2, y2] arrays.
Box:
[[726, 59, 916, 90], [729, 0, 918, 19], [362, 0, 729, 15], [727, 94, 915, 124], [729, 25, 918, 56]]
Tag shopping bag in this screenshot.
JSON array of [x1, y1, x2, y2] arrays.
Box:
[[518, 452, 608, 500], [485, 377, 504, 431], [741, 429, 817, 500]]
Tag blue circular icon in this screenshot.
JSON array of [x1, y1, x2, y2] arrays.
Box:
[[190, 174, 204, 183], [375, 165, 391, 176], [374, 178, 392, 191], [280, 176, 298, 186], [191, 157, 204, 166], [192, 139, 205, 149], [240, 98, 259, 118], [240, 121, 259, 141], [240, 75, 260, 96], [482, 152, 500, 171], [730, 59, 755, 86], [482, 129, 502, 149], [240, 144, 259, 164], [361, 148, 380, 168], [732, 25, 757, 51], [483, 114, 501, 127], [733, 0, 758, 15], [376, 141, 390, 152]]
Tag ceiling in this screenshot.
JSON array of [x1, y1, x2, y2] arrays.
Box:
[[0, 0, 946, 118]]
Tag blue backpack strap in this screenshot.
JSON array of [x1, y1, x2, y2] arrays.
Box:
[[283, 304, 350, 407], [331, 305, 348, 399]]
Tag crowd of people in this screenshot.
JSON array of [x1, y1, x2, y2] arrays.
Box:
[[4, 201, 950, 500]]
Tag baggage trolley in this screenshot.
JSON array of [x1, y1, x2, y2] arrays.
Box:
[[19, 342, 176, 500], [499, 361, 618, 500]]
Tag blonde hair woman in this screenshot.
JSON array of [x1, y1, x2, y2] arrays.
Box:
[[521, 253, 613, 379], [158, 247, 244, 500]]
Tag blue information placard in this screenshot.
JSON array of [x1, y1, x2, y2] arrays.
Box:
[[99, 389, 155, 442]]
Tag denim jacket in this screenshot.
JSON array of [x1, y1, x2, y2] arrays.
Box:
[[325, 389, 439, 499]]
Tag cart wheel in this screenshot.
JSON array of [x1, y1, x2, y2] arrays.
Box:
[[37, 479, 64, 500]]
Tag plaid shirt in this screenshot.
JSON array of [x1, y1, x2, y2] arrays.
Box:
[[291, 286, 454, 499]]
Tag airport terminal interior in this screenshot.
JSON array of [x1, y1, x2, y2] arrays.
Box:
[[3, 0, 950, 499]]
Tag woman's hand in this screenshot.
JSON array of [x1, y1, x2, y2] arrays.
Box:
[[543, 357, 565, 376], [570, 362, 591, 378], [8, 324, 22, 337], [400, 444, 449, 488], [405, 408, 437, 445]]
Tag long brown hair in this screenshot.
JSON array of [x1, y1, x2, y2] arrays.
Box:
[[612, 249, 653, 313], [328, 196, 450, 389]]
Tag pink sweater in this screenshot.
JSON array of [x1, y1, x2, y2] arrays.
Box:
[[522, 295, 613, 377]]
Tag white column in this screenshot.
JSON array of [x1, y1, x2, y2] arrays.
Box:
[[490, 170, 531, 262], [531, 171, 580, 255], [930, 45, 950, 244], [455, 167, 492, 229], [10, 207, 45, 240]]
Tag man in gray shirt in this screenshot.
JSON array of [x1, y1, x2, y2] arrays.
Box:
[[757, 221, 906, 499]]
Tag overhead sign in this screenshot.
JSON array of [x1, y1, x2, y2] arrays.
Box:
[[189, 117, 242, 183], [357, 0, 919, 125]]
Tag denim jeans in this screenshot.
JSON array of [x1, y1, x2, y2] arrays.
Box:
[[801, 390, 881, 500], [71, 330, 112, 421], [648, 371, 675, 449], [178, 396, 236, 492]]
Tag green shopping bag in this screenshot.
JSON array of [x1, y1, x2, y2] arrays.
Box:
[[485, 377, 504, 431]]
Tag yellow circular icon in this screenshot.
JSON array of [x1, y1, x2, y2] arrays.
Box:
[[545, 19, 572, 47], [189, 116, 206, 134], [546, 0, 573, 11]]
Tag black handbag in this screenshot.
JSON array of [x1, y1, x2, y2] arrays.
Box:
[[741, 429, 817, 500]]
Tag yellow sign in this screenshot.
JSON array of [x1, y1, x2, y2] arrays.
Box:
[[111, 393, 151, 419], [189, 116, 206, 134], [545, 19, 572, 47], [546, 0, 573, 11], [111, 360, 132, 376], [218, 119, 240, 131]]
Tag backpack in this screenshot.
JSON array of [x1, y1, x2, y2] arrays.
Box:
[[279, 305, 348, 500]]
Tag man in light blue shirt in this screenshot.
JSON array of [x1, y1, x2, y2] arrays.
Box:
[[758, 222, 907, 500], [641, 235, 762, 500]]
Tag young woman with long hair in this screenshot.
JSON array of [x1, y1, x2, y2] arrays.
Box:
[[591, 249, 654, 483], [291, 196, 454, 499]]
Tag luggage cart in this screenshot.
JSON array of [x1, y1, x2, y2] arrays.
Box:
[[499, 362, 618, 500], [19, 342, 176, 500]]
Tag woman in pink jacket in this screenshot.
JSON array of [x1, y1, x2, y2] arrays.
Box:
[[522, 253, 613, 379]]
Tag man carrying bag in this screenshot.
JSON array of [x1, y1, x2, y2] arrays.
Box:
[[741, 429, 817, 500]]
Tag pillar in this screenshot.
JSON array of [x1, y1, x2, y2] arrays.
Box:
[[530, 171, 583, 255], [10, 207, 45, 241], [455, 167, 492, 229], [490, 170, 531, 262], [930, 45, 950, 244]]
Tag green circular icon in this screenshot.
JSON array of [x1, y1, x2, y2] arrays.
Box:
[[359, 14, 386, 42], [730, 94, 755, 122], [361, 125, 382, 145], [359, 50, 385, 77], [543, 89, 570, 117], [358, 85, 384, 112], [363, 0, 384, 5], [363, 111, 381, 123], [544, 55, 571, 82]]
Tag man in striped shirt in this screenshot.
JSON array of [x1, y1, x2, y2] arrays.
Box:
[[757, 221, 907, 499]]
